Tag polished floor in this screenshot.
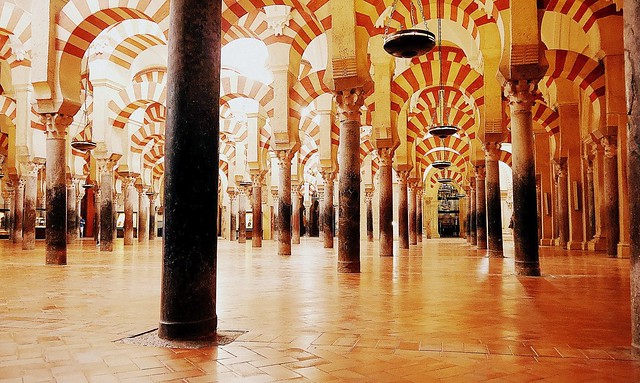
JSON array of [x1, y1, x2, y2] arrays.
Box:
[[0, 235, 639, 382]]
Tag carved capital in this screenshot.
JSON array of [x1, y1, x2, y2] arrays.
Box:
[[250, 173, 265, 186], [365, 191, 374, 202], [377, 147, 394, 166], [396, 170, 410, 184], [475, 165, 486, 181], [334, 87, 365, 123], [276, 149, 293, 167], [321, 170, 336, 184], [483, 142, 502, 161], [97, 158, 117, 176], [504, 80, 537, 113], [42, 114, 73, 140], [601, 136, 617, 158], [553, 158, 568, 177]]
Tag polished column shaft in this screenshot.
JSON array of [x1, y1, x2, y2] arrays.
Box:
[[397, 171, 409, 249], [121, 175, 137, 246], [12, 179, 24, 243], [602, 136, 619, 257], [408, 182, 417, 246], [556, 159, 569, 249], [378, 148, 394, 256], [138, 187, 149, 242], [475, 165, 487, 250], [365, 190, 374, 242], [470, 179, 477, 246], [158, 0, 220, 341], [251, 175, 263, 247], [238, 186, 247, 244], [484, 143, 503, 256], [23, 166, 39, 250], [292, 185, 300, 245], [148, 193, 157, 240], [277, 151, 292, 255], [66, 180, 77, 243], [321, 171, 335, 248]]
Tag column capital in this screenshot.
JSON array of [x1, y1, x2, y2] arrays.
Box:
[[321, 169, 336, 183], [475, 165, 486, 181], [483, 141, 502, 161], [118, 172, 139, 187], [553, 157, 568, 177], [503, 80, 538, 112], [42, 114, 73, 140], [334, 87, 365, 123], [396, 170, 410, 184], [601, 135, 617, 158], [377, 147, 395, 166], [22, 159, 45, 177], [96, 158, 118, 176], [250, 173, 265, 186], [276, 149, 294, 166], [365, 191, 374, 202]]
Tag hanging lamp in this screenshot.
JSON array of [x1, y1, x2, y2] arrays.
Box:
[[71, 48, 97, 153], [432, 136, 451, 170], [383, 0, 436, 58], [427, 0, 458, 139]]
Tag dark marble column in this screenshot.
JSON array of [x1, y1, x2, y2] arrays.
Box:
[[365, 190, 374, 242], [602, 136, 620, 257], [505, 80, 540, 276], [416, 187, 423, 243], [97, 159, 116, 252], [397, 170, 409, 249], [12, 178, 24, 243], [555, 158, 569, 249], [484, 142, 503, 256], [237, 185, 247, 244], [470, 178, 477, 246], [408, 181, 417, 246], [465, 186, 472, 244], [120, 173, 138, 246], [291, 184, 300, 245], [425, 197, 433, 239], [475, 165, 487, 250], [148, 193, 157, 240], [277, 150, 292, 255], [66, 178, 77, 243], [585, 158, 596, 241], [94, 189, 101, 244], [76, 182, 85, 239], [23, 162, 41, 250], [321, 170, 335, 248], [625, 0, 640, 353], [335, 88, 364, 273], [159, 0, 220, 341], [44, 114, 72, 264], [138, 186, 149, 243], [6, 188, 15, 240], [378, 148, 394, 256], [251, 174, 264, 247], [271, 188, 278, 241]]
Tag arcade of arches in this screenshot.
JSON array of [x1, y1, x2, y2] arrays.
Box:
[[2, 0, 640, 381]]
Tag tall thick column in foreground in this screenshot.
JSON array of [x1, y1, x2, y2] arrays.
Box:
[[475, 165, 487, 250], [159, 0, 220, 341], [625, 1, 640, 353], [505, 80, 540, 276], [97, 158, 116, 252], [277, 150, 292, 255], [378, 148, 394, 256], [44, 115, 72, 264], [22, 162, 41, 250], [335, 88, 363, 273], [602, 136, 620, 257]]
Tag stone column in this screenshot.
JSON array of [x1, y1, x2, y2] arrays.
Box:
[[120, 173, 138, 246], [159, 0, 220, 341], [365, 189, 374, 242], [137, 186, 149, 243], [76, 183, 86, 239], [237, 185, 248, 244], [602, 136, 620, 257], [66, 178, 78, 243], [321, 170, 335, 248], [6, 188, 15, 240], [416, 187, 423, 243], [408, 181, 417, 246], [94, 189, 101, 243], [397, 170, 410, 249], [475, 165, 487, 250], [626, 1, 640, 353], [228, 189, 237, 241], [291, 184, 301, 244], [378, 148, 394, 256], [484, 142, 503, 256], [276, 150, 292, 255], [465, 186, 472, 244], [555, 158, 569, 249], [12, 178, 24, 243], [271, 188, 278, 240], [505, 80, 540, 276], [425, 197, 433, 239], [97, 159, 116, 252], [43, 114, 72, 264], [585, 158, 596, 241], [251, 174, 264, 247], [148, 193, 157, 240], [470, 178, 477, 246], [23, 162, 42, 251], [335, 88, 364, 273]]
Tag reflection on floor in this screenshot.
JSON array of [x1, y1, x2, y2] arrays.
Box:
[[0, 237, 639, 382]]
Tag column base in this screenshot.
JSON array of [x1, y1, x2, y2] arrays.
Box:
[[46, 250, 67, 265], [540, 239, 554, 246], [567, 241, 583, 250], [588, 237, 607, 251], [158, 316, 217, 341], [515, 261, 541, 276], [487, 250, 504, 258], [337, 260, 360, 273], [618, 243, 630, 259]]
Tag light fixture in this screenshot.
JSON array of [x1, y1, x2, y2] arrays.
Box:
[[428, 0, 458, 139], [71, 47, 96, 153], [383, 0, 436, 58], [437, 177, 452, 183], [432, 159, 451, 170], [82, 183, 94, 189]]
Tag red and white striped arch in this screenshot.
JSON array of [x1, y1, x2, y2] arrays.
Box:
[[131, 122, 165, 154], [105, 19, 166, 70], [132, 66, 167, 84], [289, 70, 332, 121], [108, 81, 166, 129], [0, 2, 31, 68], [220, 76, 275, 118], [427, 169, 465, 187], [541, 0, 621, 35], [0, 95, 17, 122], [144, 103, 166, 124]]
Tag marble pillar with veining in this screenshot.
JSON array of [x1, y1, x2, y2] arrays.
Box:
[[475, 165, 487, 250], [397, 170, 410, 249], [484, 142, 503, 256], [321, 170, 335, 248], [277, 150, 292, 255], [251, 174, 264, 248], [602, 136, 620, 257], [378, 148, 394, 256]]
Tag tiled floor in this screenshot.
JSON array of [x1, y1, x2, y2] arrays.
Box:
[[1, 236, 639, 382]]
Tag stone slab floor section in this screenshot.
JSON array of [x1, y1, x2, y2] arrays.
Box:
[[0, 238, 639, 382]]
